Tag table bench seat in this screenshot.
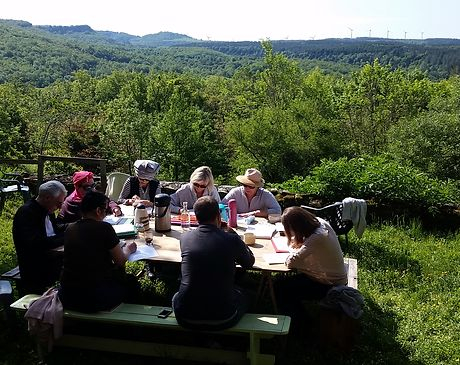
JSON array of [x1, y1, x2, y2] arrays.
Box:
[[11, 295, 290, 365]]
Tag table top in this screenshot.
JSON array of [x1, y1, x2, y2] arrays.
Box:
[[131, 217, 290, 272]]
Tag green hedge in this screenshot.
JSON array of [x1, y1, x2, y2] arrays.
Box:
[[277, 155, 460, 208]]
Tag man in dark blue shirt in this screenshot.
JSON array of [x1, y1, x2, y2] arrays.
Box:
[[172, 196, 255, 330]]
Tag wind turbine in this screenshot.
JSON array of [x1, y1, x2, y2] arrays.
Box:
[[404, 31, 407, 39], [421, 31, 424, 39], [369, 29, 372, 37], [387, 29, 390, 39], [348, 27, 353, 39]]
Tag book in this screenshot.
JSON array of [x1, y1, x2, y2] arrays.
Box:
[[271, 235, 290, 253], [113, 223, 137, 237]]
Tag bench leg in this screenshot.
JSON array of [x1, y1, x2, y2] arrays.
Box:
[[248, 333, 275, 365]]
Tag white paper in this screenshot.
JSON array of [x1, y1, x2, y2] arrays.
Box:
[[263, 253, 290, 264], [275, 222, 285, 233], [246, 223, 276, 239], [128, 244, 159, 262]]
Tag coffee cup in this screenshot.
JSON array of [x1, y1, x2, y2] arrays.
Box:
[[243, 232, 256, 245]]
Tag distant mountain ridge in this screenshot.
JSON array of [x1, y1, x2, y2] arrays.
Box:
[[1, 18, 460, 86]]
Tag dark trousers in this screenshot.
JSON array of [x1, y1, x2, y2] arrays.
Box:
[[275, 273, 332, 321], [172, 287, 249, 331], [59, 274, 140, 313]]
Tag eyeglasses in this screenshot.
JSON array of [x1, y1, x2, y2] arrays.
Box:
[[193, 182, 208, 189], [241, 184, 256, 190], [81, 183, 95, 190]]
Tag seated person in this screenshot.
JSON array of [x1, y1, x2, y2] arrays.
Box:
[[59, 191, 138, 312], [118, 160, 161, 208], [275, 207, 347, 321], [222, 168, 281, 218], [58, 171, 122, 223], [12, 180, 68, 294], [170, 166, 221, 214], [172, 196, 255, 330]]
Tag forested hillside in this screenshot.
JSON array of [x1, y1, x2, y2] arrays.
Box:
[[1, 40, 459, 189], [1, 19, 460, 87]]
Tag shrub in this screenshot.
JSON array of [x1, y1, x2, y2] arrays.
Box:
[[277, 155, 460, 208]]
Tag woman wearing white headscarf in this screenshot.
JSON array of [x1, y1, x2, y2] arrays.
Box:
[[118, 160, 161, 207]]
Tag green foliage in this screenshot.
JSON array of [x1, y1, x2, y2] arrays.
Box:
[[279, 155, 460, 207], [339, 59, 433, 155], [387, 111, 460, 180]]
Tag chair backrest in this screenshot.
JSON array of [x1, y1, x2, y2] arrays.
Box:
[[301, 202, 353, 236], [105, 172, 130, 201]]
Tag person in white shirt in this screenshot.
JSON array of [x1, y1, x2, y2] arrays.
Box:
[[170, 166, 220, 214], [275, 206, 347, 321], [222, 168, 281, 218]]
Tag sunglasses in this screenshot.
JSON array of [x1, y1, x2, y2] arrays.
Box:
[[138, 178, 151, 182], [193, 182, 208, 189], [242, 184, 256, 189], [81, 183, 96, 190]]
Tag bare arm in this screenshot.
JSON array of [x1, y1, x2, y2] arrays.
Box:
[[110, 241, 137, 267]]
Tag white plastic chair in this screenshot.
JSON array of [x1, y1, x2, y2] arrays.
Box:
[[105, 172, 130, 201]]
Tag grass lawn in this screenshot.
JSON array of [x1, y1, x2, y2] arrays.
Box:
[[1, 199, 459, 365]]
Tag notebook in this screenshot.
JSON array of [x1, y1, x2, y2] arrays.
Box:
[[271, 235, 290, 253], [113, 223, 137, 237], [104, 215, 134, 225]]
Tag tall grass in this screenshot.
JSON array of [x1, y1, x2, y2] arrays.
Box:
[[0, 198, 459, 364]]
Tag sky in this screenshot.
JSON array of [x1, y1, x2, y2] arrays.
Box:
[[2, 0, 460, 41]]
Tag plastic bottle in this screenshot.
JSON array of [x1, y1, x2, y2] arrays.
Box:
[[228, 199, 237, 228], [181, 201, 191, 231]]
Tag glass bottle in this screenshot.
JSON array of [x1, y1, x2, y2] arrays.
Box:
[[181, 201, 191, 231]]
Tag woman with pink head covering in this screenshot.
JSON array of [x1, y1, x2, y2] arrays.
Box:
[[58, 171, 121, 223]]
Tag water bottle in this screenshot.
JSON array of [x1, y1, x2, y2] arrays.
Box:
[[228, 199, 237, 228], [181, 201, 191, 231]]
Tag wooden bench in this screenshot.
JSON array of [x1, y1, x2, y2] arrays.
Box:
[[344, 257, 358, 289], [11, 295, 291, 365]]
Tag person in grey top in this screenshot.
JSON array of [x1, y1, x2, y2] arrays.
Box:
[[170, 166, 220, 214], [222, 168, 281, 218]]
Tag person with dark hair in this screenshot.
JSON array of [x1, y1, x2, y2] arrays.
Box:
[[59, 191, 138, 312], [275, 206, 347, 321], [58, 171, 121, 223], [13, 180, 68, 294], [172, 196, 255, 330], [118, 160, 161, 208]]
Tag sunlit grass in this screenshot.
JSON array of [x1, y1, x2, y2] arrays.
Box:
[[1, 200, 459, 364]]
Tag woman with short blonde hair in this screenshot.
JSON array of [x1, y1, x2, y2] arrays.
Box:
[[170, 166, 220, 213]]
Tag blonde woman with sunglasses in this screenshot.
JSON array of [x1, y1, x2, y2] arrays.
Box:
[[170, 166, 221, 214]]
